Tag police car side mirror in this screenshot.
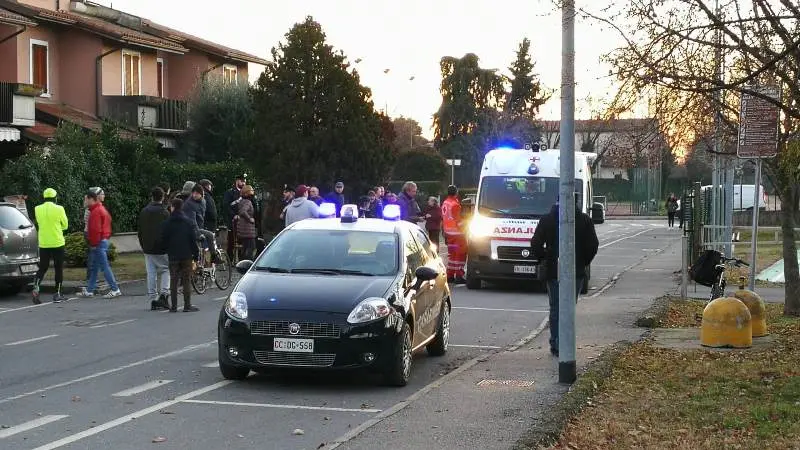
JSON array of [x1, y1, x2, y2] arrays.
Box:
[[412, 266, 439, 291], [235, 260, 253, 275]]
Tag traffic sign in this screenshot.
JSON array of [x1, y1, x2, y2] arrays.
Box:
[[737, 85, 781, 159]]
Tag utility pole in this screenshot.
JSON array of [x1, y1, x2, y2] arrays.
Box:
[[719, 5, 734, 258], [558, 0, 577, 384]]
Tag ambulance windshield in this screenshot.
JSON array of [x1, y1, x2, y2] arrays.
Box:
[[477, 176, 582, 217]]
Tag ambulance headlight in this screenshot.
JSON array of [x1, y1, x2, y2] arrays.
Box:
[[383, 204, 401, 221], [469, 214, 494, 238], [319, 202, 336, 218]]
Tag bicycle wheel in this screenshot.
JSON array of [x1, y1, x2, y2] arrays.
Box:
[[214, 251, 232, 290], [191, 268, 208, 294]]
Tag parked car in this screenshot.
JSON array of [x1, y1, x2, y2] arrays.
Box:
[[0, 203, 39, 294]]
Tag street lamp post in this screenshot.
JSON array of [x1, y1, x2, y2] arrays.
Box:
[[446, 159, 461, 186]]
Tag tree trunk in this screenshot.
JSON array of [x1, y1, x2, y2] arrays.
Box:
[[781, 184, 800, 316]]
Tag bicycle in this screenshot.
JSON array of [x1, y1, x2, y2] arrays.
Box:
[[690, 249, 750, 302], [188, 228, 232, 294]]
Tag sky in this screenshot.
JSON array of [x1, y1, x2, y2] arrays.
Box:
[[97, 0, 624, 139]]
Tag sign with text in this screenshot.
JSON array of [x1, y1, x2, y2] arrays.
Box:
[[737, 85, 781, 159]]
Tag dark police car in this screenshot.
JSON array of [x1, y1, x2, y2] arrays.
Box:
[[218, 204, 452, 386]]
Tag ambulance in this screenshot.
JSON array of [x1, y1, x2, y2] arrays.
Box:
[[464, 145, 604, 292]]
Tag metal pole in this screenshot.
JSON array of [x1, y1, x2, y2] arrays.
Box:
[[724, 157, 734, 257], [558, 0, 577, 384], [711, 154, 719, 249], [450, 161, 455, 186], [748, 159, 762, 290], [681, 235, 688, 299]]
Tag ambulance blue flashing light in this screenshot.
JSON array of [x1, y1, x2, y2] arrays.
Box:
[[383, 204, 401, 221], [340, 204, 358, 223], [318, 202, 336, 218], [528, 163, 540, 175]]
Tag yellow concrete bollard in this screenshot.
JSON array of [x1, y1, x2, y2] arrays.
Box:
[[700, 297, 753, 348], [733, 290, 769, 337]]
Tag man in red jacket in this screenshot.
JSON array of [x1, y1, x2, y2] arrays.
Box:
[[78, 190, 122, 298]]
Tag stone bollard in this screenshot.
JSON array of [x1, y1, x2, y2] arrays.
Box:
[[700, 297, 753, 348], [732, 289, 768, 337]]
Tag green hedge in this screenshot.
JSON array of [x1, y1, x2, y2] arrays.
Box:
[[64, 232, 118, 267]]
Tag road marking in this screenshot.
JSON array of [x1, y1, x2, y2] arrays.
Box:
[[0, 340, 216, 405], [453, 307, 547, 313], [450, 344, 502, 349], [0, 302, 51, 315], [202, 361, 219, 368], [599, 229, 653, 249], [181, 399, 382, 413], [31, 381, 232, 450], [0, 415, 69, 439], [90, 319, 136, 329], [111, 380, 173, 397], [4, 334, 58, 346]]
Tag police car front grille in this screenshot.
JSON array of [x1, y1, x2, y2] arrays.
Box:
[[253, 351, 336, 367], [496, 246, 534, 261], [250, 321, 341, 338]]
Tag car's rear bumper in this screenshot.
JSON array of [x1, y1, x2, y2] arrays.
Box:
[[0, 258, 39, 283]]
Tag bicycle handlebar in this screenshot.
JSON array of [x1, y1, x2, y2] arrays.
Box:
[[719, 256, 749, 267]]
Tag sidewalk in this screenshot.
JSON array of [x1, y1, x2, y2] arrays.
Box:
[[332, 238, 683, 450]]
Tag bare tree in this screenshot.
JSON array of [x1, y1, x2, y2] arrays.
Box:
[[586, 0, 800, 316]]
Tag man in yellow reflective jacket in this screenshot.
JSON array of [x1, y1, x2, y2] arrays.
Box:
[[33, 188, 68, 304]]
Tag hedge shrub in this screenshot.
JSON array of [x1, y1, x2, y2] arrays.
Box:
[[64, 232, 118, 267]]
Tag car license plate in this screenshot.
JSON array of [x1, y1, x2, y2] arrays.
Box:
[[273, 338, 314, 353], [20, 264, 38, 274], [514, 265, 536, 274]]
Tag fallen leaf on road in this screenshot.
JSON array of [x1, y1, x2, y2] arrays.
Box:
[[389, 429, 397, 433], [323, 416, 331, 421], [71, 396, 81, 402], [317, 444, 325, 449], [1, 425, 9, 429], [159, 410, 175, 415], [152, 437, 167, 443], [237, 434, 244, 438], [292, 429, 305, 436]]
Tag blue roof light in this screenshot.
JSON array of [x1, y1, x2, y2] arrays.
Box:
[[318, 202, 336, 218], [383, 204, 401, 221]]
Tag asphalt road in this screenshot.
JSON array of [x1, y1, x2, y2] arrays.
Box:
[[0, 219, 678, 450]]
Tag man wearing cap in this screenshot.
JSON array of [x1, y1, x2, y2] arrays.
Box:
[[32, 188, 69, 304], [324, 182, 346, 217], [79, 189, 122, 298], [284, 185, 320, 226], [223, 175, 245, 259], [83, 187, 104, 285], [138, 187, 170, 310]]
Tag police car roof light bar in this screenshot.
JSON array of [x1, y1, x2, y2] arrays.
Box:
[[319, 202, 336, 218], [340, 204, 358, 223], [383, 204, 401, 221]]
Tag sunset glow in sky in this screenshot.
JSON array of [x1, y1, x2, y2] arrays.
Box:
[[98, 0, 623, 138]]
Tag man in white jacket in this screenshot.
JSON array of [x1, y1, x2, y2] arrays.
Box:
[[284, 185, 320, 226]]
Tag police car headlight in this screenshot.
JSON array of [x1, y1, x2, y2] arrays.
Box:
[[347, 297, 392, 324], [469, 214, 493, 238], [225, 292, 248, 320]]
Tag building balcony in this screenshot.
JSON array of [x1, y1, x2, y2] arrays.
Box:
[[0, 82, 41, 127], [99, 95, 188, 132]]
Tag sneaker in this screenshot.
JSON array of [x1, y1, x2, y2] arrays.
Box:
[[183, 305, 199, 312], [169, 307, 178, 313], [157, 293, 170, 309], [53, 294, 68, 303], [103, 289, 122, 299], [32, 288, 41, 305], [77, 288, 94, 298]]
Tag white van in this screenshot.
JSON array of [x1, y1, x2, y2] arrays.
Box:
[[701, 184, 767, 210], [465, 146, 604, 292]]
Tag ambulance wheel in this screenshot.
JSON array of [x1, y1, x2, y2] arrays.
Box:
[[466, 276, 481, 290]]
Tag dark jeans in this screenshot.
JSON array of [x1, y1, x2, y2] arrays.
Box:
[[546, 276, 585, 352], [427, 228, 441, 247], [35, 246, 65, 293], [667, 212, 676, 227], [169, 259, 192, 310]]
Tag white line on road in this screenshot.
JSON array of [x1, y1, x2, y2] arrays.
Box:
[[0, 415, 69, 439], [0, 302, 51, 315], [450, 344, 502, 349], [31, 381, 232, 450], [111, 380, 173, 397], [90, 319, 136, 329], [4, 334, 58, 346], [0, 340, 216, 405], [453, 307, 548, 313], [202, 361, 218, 368], [181, 399, 382, 413], [599, 229, 653, 249]]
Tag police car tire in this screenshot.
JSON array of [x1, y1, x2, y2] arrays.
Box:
[[466, 275, 481, 290], [384, 321, 412, 387], [426, 301, 450, 357], [219, 359, 250, 380]]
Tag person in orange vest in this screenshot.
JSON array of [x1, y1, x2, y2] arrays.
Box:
[[442, 185, 467, 283]]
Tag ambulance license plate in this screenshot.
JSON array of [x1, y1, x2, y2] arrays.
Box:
[[514, 265, 536, 274]]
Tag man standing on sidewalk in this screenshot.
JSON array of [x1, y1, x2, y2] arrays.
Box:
[[79, 190, 122, 298], [223, 175, 245, 260], [162, 198, 199, 312], [530, 195, 598, 356], [138, 187, 170, 310], [82, 187, 104, 286], [32, 188, 68, 304], [442, 185, 467, 283]]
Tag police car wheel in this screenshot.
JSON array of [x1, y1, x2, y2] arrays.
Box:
[[426, 301, 450, 356], [384, 321, 412, 386]]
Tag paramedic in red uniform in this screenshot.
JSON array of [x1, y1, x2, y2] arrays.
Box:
[[442, 185, 467, 284]]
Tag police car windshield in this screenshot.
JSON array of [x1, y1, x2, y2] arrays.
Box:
[[254, 230, 399, 276], [478, 176, 582, 217]]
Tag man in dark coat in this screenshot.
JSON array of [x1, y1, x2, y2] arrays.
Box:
[[138, 187, 170, 310], [222, 175, 245, 259], [530, 195, 599, 357], [161, 198, 200, 312], [198, 179, 217, 231]]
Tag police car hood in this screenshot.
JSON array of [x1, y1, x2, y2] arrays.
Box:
[[235, 272, 395, 312]]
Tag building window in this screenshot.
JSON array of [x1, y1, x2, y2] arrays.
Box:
[[30, 39, 49, 95], [156, 58, 164, 97], [122, 50, 141, 96], [223, 64, 238, 85]]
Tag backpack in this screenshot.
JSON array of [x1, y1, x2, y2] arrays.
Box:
[[689, 249, 722, 286]]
